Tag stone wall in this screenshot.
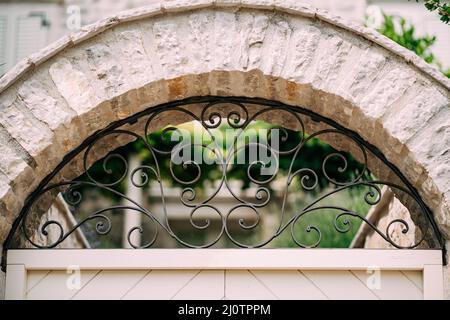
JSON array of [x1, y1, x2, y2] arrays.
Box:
[[353, 188, 418, 249], [30, 195, 90, 249]]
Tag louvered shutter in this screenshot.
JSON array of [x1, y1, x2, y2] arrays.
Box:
[[0, 16, 7, 76], [15, 15, 47, 62]]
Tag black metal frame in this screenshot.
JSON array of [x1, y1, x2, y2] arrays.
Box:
[[1, 96, 445, 270]]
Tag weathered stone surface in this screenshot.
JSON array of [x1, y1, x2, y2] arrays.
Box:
[[154, 21, 186, 77], [18, 73, 75, 131], [0, 134, 28, 181], [112, 28, 155, 87], [49, 57, 101, 114], [0, 130, 36, 203], [17, 69, 86, 155], [360, 65, 417, 119], [282, 25, 321, 81], [274, 0, 316, 17], [338, 46, 387, 103], [360, 188, 418, 249], [312, 34, 354, 90], [163, 0, 214, 12], [70, 16, 121, 45], [408, 107, 450, 200], [259, 15, 291, 77], [242, 0, 276, 9], [215, 0, 242, 7], [212, 11, 240, 70], [187, 11, 214, 72], [0, 184, 24, 229], [84, 39, 131, 99], [383, 83, 448, 143], [0, 98, 53, 159], [437, 198, 450, 239], [28, 36, 73, 67], [116, 3, 162, 22], [0, 58, 34, 93]]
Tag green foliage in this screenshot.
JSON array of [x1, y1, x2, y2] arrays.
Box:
[[82, 121, 370, 198], [379, 13, 437, 62], [414, 0, 450, 24], [78, 121, 373, 249], [374, 12, 450, 77], [272, 187, 371, 248]]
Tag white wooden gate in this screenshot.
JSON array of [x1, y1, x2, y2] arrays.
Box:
[[5, 249, 443, 300]]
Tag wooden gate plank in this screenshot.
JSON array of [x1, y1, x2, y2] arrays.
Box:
[[26, 270, 49, 293], [71, 270, 148, 300], [402, 270, 423, 290], [5, 264, 26, 300], [26, 270, 99, 300], [423, 264, 444, 300], [352, 270, 423, 300], [172, 270, 224, 300], [302, 270, 379, 300], [122, 270, 199, 300], [225, 270, 277, 300], [250, 270, 328, 300]]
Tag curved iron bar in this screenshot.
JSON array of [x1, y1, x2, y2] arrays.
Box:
[[1, 96, 444, 265]]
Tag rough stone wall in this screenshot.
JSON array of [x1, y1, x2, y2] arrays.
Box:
[[30, 195, 89, 249], [0, 0, 448, 297], [357, 188, 418, 249]]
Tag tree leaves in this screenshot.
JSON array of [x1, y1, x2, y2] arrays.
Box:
[[415, 0, 450, 24], [375, 11, 450, 77]]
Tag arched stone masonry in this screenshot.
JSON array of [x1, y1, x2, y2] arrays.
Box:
[[0, 0, 449, 252]]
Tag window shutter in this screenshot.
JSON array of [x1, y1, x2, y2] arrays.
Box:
[[15, 15, 48, 62], [0, 16, 6, 76]]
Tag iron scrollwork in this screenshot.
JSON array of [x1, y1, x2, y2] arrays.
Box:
[[3, 97, 444, 250]]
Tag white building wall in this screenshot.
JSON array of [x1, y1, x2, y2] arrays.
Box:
[[0, 2, 66, 74]]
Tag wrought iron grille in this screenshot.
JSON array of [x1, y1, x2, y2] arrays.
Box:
[[2, 96, 444, 253]]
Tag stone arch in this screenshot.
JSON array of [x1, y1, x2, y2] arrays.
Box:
[[0, 0, 449, 248]]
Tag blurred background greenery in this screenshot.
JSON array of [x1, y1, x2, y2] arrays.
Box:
[[70, 119, 374, 249]]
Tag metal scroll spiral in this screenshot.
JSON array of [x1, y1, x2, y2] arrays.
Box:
[[18, 100, 432, 249]]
